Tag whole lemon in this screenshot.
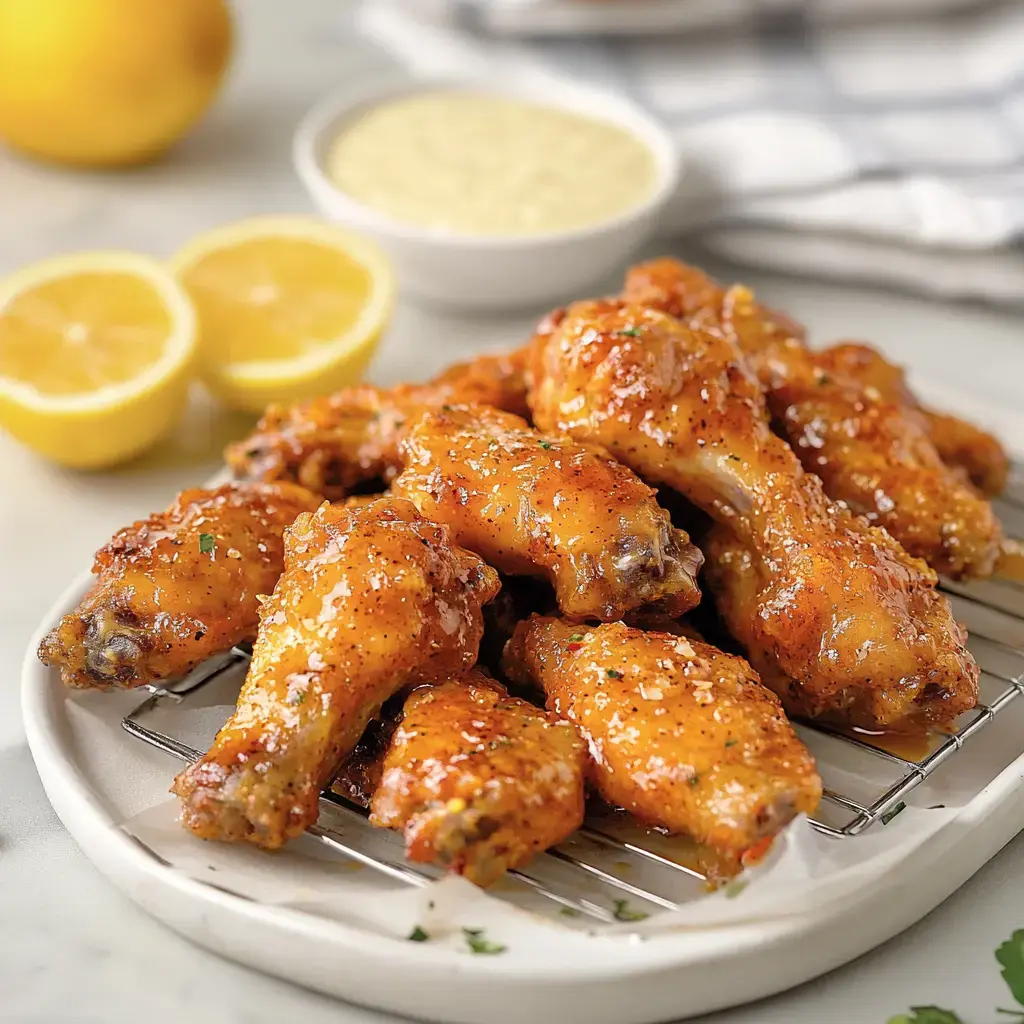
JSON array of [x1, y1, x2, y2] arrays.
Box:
[[0, 0, 233, 167]]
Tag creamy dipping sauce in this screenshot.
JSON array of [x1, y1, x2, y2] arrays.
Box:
[[326, 91, 659, 237]]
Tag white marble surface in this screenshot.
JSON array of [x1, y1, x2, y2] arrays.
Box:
[[2, 2, 1024, 1022]]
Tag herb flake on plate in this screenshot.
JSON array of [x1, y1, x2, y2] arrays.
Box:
[[463, 927, 506, 955], [612, 899, 648, 922]]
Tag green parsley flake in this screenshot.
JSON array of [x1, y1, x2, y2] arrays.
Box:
[[881, 801, 906, 825], [559, 907, 582, 918], [886, 1009, 964, 1024], [407, 926, 430, 942], [995, 929, 1024, 1007], [568, 633, 584, 643], [463, 927, 506, 955], [724, 879, 748, 900], [612, 899, 648, 922], [606, 669, 623, 679], [288, 689, 307, 706], [199, 533, 215, 554], [724, 738, 738, 748], [538, 440, 553, 450], [616, 328, 641, 338]]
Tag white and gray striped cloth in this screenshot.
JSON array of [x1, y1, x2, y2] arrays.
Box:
[[360, 0, 1024, 304]]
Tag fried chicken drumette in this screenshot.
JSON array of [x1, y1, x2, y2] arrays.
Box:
[[391, 403, 702, 621], [502, 618, 822, 856], [622, 258, 1008, 578], [226, 349, 529, 501], [38, 482, 320, 690], [370, 671, 587, 887], [172, 498, 499, 848]]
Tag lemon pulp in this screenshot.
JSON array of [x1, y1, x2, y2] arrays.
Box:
[[0, 271, 173, 395], [182, 237, 374, 366]]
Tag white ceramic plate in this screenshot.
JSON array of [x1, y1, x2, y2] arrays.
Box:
[[23, 566, 1024, 1023]]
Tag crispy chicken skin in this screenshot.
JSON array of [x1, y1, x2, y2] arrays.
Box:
[[225, 349, 529, 501], [527, 300, 978, 728], [502, 618, 822, 855], [370, 671, 587, 887], [172, 498, 500, 848], [622, 258, 1006, 578], [391, 403, 702, 620], [815, 340, 1009, 496], [37, 483, 320, 690]]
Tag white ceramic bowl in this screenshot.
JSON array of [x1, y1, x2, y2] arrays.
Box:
[[293, 74, 680, 311]]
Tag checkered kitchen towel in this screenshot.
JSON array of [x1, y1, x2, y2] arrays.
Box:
[[360, 0, 1024, 304]]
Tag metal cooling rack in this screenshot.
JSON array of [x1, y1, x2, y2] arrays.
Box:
[[119, 471, 1024, 922]]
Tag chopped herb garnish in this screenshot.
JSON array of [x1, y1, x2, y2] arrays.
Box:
[[441, 404, 453, 412], [996, 929, 1024, 1007], [615, 328, 641, 338], [889, 926, 1024, 1023], [287, 689, 307, 706], [568, 633, 584, 643], [724, 879, 748, 899], [887, 1009, 964, 1024], [612, 899, 648, 922], [463, 927, 506, 955], [199, 533, 215, 554], [408, 926, 430, 942], [559, 907, 582, 918], [538, 440, 553, 450], [606, 669, 623, 679], [724, 738, 738, 748], [881, 801, 907, 825]]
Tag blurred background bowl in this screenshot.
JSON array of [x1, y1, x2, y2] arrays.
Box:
[[293, 73, 680, 311]]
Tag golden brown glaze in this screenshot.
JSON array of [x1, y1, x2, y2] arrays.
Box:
[[622, 258, 1006, 578], [391, 403, 702, 620], [172, 498, 500, 848], [528, 299, 978, 728], [502, 618, 822, 856], [816, 340, 1009, 496], [370, 672, 587, 887], [225, 349, 530, 501], [37, 483, 320, 690]]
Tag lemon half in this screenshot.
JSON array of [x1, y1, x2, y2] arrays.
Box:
[[0, 252, 196, 468], [170, 217, 396, 413]]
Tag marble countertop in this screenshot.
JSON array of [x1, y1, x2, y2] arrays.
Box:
[[3, 2, 1024, 1022]]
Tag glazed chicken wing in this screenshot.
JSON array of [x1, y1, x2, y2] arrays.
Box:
[[502, 618, 821, 856], [226, 349, 529, 501], [622, 258, 1007, 578], [172, 498, 500, 848], [815, 340, 1010, 497], [370, 671, 587, 887], [391, 403, 702, 620], [528, 300, 978, 728], [37, 482, 320, 690]]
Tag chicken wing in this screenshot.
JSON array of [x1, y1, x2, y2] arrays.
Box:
[[370, 671, 587, 886], [815, 341, 1009, 497], [390, 403, 702, 620], [172, 498, 500, 848], [528, 300, 978, 728], [226, 349, 529, 501], [622, 258, 1006, 578], [502, 618, 821, 856], [37, 482, 320, 690]]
